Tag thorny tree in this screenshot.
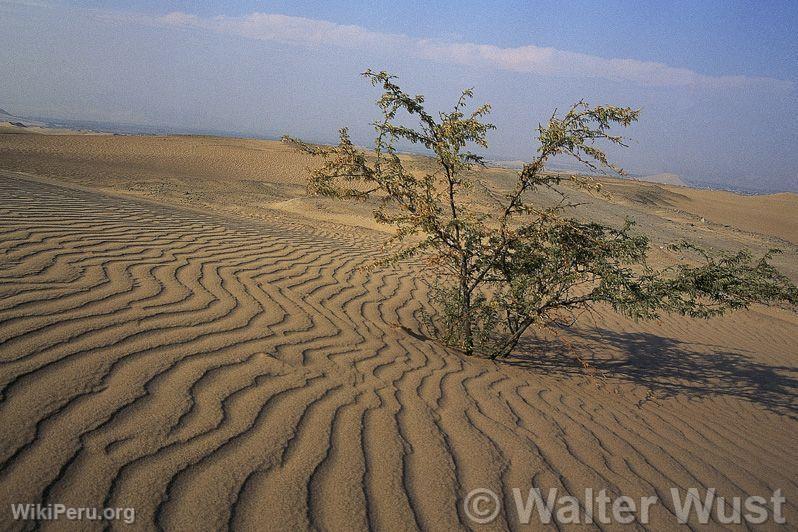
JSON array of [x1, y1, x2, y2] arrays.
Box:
[[285, 70, 797, 358]]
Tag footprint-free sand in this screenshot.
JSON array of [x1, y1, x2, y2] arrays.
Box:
[[1, 132, 796, 530]]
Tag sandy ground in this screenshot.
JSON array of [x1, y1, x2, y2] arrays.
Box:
[[0, 132, 796, 531]]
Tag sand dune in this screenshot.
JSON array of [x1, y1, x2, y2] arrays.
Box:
[[637, 173, 689, 187], [1, 133, 797, 530]]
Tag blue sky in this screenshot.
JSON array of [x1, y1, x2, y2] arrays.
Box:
[[3, 0, 797, 191], [65, 0, 798, 80]]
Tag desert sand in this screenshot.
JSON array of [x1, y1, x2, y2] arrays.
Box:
[[0, 131, 796, 530]]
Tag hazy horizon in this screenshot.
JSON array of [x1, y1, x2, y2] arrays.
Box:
[[3, 0, 797, 192]]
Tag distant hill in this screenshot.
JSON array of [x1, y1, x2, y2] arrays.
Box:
[[638, 173, 688, 186]]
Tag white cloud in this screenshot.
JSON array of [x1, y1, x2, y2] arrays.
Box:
[[149, 10, 791, 90], [153, 11, 407, 50]]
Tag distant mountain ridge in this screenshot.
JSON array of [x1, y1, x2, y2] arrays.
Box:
[[637, 173, 688, 187]]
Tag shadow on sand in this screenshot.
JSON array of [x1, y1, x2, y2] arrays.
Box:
[[504, 328, 798, 419]]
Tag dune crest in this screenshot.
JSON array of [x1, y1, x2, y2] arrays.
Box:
[[638, 173, 689, 187]]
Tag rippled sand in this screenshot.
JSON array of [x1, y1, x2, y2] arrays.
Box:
[[1, 133, 796, 530]]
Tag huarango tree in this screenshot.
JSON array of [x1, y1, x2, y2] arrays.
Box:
[[285, 70, 798, 358]]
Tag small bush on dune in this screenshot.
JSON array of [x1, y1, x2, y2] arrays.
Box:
[[285, 70, 798, 359]]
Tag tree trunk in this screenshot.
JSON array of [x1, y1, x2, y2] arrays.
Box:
[[461, 274, 474, 356], [491, 316, 535, 359]]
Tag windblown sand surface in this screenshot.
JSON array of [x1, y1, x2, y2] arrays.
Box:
[[0, 133, 797, 530]]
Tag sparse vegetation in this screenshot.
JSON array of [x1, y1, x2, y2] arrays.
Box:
[[285, 70, 798, 359]]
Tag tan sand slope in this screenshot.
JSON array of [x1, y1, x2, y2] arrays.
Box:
[[1, 132, 797, 254], [0, 133, 797, 530], [600, 177, 798, 246]]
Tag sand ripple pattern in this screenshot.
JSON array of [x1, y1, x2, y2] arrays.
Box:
[[1, 173, 796, 531]]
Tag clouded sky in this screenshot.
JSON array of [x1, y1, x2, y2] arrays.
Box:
[[3, 0, 797, 191]]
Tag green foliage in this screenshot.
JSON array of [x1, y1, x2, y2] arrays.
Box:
[[286, 70, 798, 359]]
